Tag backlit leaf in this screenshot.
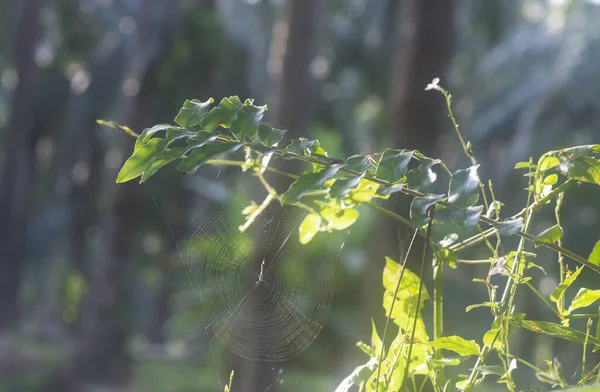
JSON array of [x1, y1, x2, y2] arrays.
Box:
[[422, 336, 480, 357], [229, 101, 267, 141], [568, 288, 600, 313], [177, 142, 245, 174], [589, 240, 600, 267], [510, 319, 600, 345], [551, 266, 583, 302], [299, 213, 321, 244], [175, 98, 214, 128], [371, 319, 383, 358], [533, 224, 563, 246], [257, 124, 285, 147], [201, 96, 243, 132], [321, 207, 359, 230], [117, 138, 166, 183], [281, 164, 344, 204], [348, 178, 380, 203]]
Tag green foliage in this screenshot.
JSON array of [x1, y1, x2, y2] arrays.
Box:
[[109, 88, 600, 391]]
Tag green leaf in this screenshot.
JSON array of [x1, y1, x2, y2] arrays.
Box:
[[410, 194, 444, 227], [175, 98, 214, 128], [201, 96, 244, 132], [450, 206, 483, 229], [140, 146, 186, 183], [510, 319, 600, 345], [533, 224, 563, 246], [587, 240, 600, 267], [371, 319, 383, 358], [356, 341, 375, 358], [448, 165, 480, 208], [561, 156, 600, 185], [551, 145, 600, 185], [568, 288, 600, 313], [345, 155, 373, 173], [281, 164, 344, 204], [257, 124, 285, 147], [465, 302, 500, 313], [422, 336, 480, 357], [329, 174, 364, 198], [383, 256, 430, 300], [551, 266, 583, 302], [406, 153, 441, 193], [494, 218, 523, 236], [377, 184, 406, 196], [138, 124, 179, 144], [117, 138, 166, 183], [383, 257, 429, 341], [285, 138, 318, 155], [229, 101, 267, 142], [299, 213, 321, 244], [543, 173, 558, 185], [321, 207, 360, 230], [482, 328, 503, 351], [347, 178, 380, 203], [514, 161, 535, 170], [538, 155, 560, 172], [177, 142, 245, 174], [375, 149, 413, 183]]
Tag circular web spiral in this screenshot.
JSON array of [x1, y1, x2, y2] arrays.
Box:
[[184, 202, 335, 361]]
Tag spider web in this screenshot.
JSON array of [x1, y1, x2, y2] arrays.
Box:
[[183, 201, 336, 362]]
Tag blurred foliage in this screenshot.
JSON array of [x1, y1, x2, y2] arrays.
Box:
[[1, 0, 600, 391]]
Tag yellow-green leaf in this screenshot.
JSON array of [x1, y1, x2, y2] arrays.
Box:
[[321, 207, 359, 231], [533, 224, 563, 246], [511, 319, 600, 345], [568, 288, 600, 313], [588, 240, 600, 267], [117, 138, 165, 183], [175, 98, 214, 128], [551, 266, 583, 302], [299, 213, 321, 244], [422, 336, 481, 357]]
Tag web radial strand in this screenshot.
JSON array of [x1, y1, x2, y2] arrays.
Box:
[[184, 202, 336, 362]]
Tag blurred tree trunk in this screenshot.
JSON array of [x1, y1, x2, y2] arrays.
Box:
[[389, 0, 455, 156], [268, 0, 320, 141], [363, 0, 456, 339], [65, 1, 175, 388], [0, 0, 41, 331], [226, 0, 321, 391]]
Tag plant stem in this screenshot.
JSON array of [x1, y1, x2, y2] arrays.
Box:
[[363, 201, 419, 233], [402, 205, 436, 390], [436, 86, 489, 212], [555, 192, 565, 313], [524, 281, 560, 318], [376, 229, 419, 389], [433, 256, 443, 356]]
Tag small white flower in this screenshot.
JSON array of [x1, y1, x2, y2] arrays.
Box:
[[425, 77, 441, 91], [490, 257, 509, 276]]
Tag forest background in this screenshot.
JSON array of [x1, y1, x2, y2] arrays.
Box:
[[0, 0, 599, 391]]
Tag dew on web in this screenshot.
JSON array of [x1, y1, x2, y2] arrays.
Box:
[[181, 201, 338, 362]]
